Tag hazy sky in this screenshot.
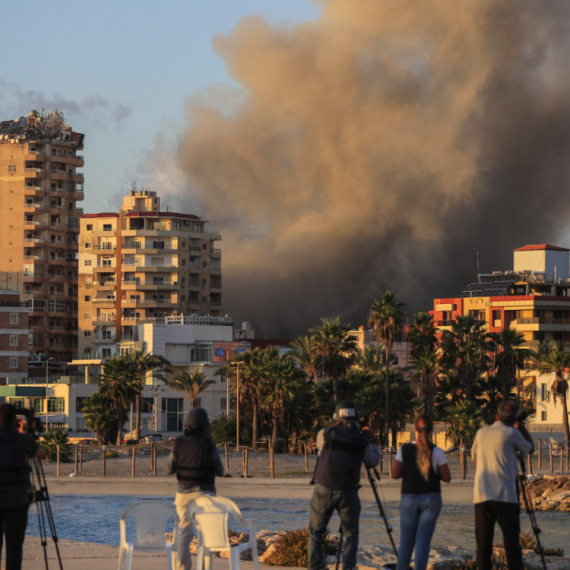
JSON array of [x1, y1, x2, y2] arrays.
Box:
[[0, 0, 320, 213]]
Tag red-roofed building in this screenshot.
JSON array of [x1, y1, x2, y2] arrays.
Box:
[[78, 189, 222, 358]]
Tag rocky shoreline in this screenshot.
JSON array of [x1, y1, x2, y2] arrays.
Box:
[[526, 475, 570, 512]]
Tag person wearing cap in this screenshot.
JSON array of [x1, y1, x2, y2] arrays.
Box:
[[308, 401, 379, 570], [168, 407, 224, 570]]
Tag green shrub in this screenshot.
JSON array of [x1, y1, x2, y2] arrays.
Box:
[[208, 414, 251, 446], [104, 450, 120, 459], [42, 429, 71, 462], [264, 528, 337, 567]]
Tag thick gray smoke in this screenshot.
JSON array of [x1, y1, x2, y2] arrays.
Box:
[[169, 0, 570, 337]]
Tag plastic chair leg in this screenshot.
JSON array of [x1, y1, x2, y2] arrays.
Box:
[[166, 544, 173, 570], [230, 545, 240, 570], [124, 545, 134, 570]]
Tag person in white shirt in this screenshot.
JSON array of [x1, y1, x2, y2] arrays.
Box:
[[471, 400, 533, 570]]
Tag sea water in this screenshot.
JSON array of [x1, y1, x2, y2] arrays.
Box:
[[26, 495, 569, 552]]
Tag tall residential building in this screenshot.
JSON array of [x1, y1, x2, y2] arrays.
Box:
[[0, 110, 84, 363], [78, 190, 221, 357]]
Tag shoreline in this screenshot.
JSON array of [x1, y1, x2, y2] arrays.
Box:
[[43, 475, 476, 504]]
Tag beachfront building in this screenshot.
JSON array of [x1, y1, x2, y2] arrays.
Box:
[[430, 244, 570, 429], [0, 110, 84, 363], [0, 287, 29, 380], [77, 189, 222, 358]]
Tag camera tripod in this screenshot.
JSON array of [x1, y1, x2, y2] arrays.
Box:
[[517, 453, 546, 570], [29, 456, 64, 570], [335, 466, 400, 570]]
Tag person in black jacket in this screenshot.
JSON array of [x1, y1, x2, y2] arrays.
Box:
[[391, 415, 451, 570], [308, 401, 379, 570], [0, 404, 45, 570], [168, 407, 224, 570]]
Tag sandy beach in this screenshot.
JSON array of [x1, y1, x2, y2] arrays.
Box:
[[14, 450, 569, 570]]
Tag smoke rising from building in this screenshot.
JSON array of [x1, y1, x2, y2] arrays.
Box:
[[170, 0, 570, 336]]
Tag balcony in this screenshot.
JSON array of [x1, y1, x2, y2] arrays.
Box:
[[25, 152, 46, 160], [25, 167, 45, 175], [23, 220, 45, 230], [121, 299, 176, 308], [24, 255, 43, 261], [92, 336, 115, 344], [211, 248, 221, 258], [122, 264, 178, 272], [24, 186, 45, 195], [93, 298, 116, 307], [121, 316, 164, 326], [94, 280, 116, 290], [93, 265, 116, 272], [93, 245, 117, 253], [92, 315, 117, 326], [127, 281, 179, 290], [24, 201, 45, 212]]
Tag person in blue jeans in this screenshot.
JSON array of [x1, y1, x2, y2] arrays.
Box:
[[391, 415, 451, 570], [308, 401, 379, 570]]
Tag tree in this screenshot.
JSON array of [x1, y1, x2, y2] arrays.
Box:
[[407, 312, 438, 356], [310, 318, 358, 401], [490, 329, 530, 398], [289, 336, 318, 383], [368, 291, 405, 442], [409, 348, 438, 416], [98, 357, 137, 445], [82, 392, 117, 444], [42, 429, 71, 462], [439, 315, 489, 402], [170, 369, 214, 407], [530, 341, 570, 446], [446, 400, 484, 445], [124, 350, 170, 440]]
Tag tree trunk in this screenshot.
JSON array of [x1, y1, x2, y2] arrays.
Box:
[[562, 390, 570, 447], [135, 392, 142, 440], [252, 400, 259, 450]]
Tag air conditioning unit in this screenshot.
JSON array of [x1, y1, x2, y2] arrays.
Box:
[[184, 220, 192, 226]]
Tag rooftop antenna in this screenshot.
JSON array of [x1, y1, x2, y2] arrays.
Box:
[[477, 251, 481, 283]]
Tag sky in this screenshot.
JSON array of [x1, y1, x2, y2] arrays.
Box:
[[0, 0, 320, 213], [4, 1, 570, 337]]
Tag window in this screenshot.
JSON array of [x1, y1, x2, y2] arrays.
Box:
[[181, 295, 186, 302], [202, 243, 207, 250], [173, 221, 181, 231], [86, 224, 93, 231], [76, 397, 88, 412], [142, 397, 154, 413], [85, 277, 92, 285], [195, 224, 203, 233], [181, 259, 186, 266], [102, 330, 112, 339], [101, 348, 112, 359], [84, 313, 91, 319], [84, 260, 91, 266], [541, 383, 547, 402], [84, 242, 91, 249], [202, 261, 207, 268], [541, 411, 547, 421], [492, 310, 501, 321], [84, 296, 91, 302], [9, 335, 18, 347], [202, 278, 207, 288], [9, 357, 18, 369], [8, 164, 16, 172], [202, 296, 207, 303], [48, 398, 65, 412], [10, 314, 18, 325], [103, 224, 112, 231], [153, 241, 165, 249], [102, 259, 112, 267], [221, 398, 227, 410], [181, 242, 186, 248], [153, 277, 164, 285], [84, 331, 91, 337]]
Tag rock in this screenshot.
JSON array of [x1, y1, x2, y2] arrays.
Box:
[[523, 551, 570, 570], [259, 543, 278, 563]]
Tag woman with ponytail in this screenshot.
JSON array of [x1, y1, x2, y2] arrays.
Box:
[[391, 415, 451, 570]]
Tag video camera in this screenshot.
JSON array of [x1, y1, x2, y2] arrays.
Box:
[[15, 408, 44, 440]]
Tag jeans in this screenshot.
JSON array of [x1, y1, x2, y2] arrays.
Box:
[[475, 501, 521, 570], [174, 490, 214, 570], [0, 506, 29, 570], [308, 484, 361, 570], [396, 493, 442, 570]]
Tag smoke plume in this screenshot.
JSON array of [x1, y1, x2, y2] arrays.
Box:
[[169, 0, 570, 337]]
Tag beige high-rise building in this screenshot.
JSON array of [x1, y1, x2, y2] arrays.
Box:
[[0, 110, 84, 363], [78, 190, 222, 357]]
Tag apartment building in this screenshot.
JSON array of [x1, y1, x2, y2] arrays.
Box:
[[0, 289, 29, 378], [431, 244, 570, 427], [78, 190, 221, 356], [0, 110, 84, 363]]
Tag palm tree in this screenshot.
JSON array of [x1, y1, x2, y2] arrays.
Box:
[[289, 336, 318, 383], [490, 329, 530, 398], [99, 357, 138, 445], [82, 392, 116, 444], [170, 369, 214, 407], [407, 312, 438, 355], [368, 290, 405, 442], [309, 317, 358, 401], [530, 341, 570, 445], [439, 315, 489, 402], [124, 350, 170, 440], [409, 348, 438, 416], [446, 400, 484, 445], [357, 344, 388, 373]]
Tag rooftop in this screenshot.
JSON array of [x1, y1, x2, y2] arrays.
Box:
[[514, 244, 570, 252]]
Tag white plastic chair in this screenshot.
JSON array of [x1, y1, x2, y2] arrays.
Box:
[[188, 496, 260, 570], [118, 500, 179, 570]]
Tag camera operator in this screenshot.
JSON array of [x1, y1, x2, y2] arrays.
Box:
[[0, 403, 45, 570], [471, 400, 533, 570], [308, 401, 379, 570]]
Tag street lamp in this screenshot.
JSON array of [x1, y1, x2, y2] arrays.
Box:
[[45, 357, 54, 433], [235, 361, 241, 450]]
